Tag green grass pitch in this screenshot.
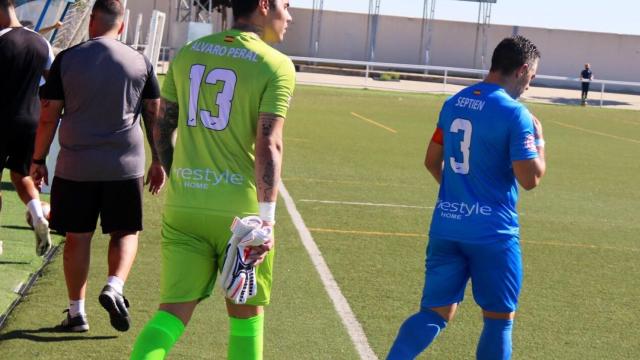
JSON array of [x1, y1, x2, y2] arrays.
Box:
[[1, 84, 639, 359]]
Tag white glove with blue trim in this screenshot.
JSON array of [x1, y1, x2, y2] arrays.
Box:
[[220, 216, 272, 304]]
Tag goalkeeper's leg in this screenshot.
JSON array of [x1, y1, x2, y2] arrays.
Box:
[[130, 301, 197, 360], [226, 301, 265, 360]]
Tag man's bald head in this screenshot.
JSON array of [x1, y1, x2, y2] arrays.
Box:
[[89, 0, 124, 36]]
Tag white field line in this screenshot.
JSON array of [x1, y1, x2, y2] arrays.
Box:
[[551, 120, 640, 144], [299, 199, 433, 210], [280, 183, 378, 360], [282, 177, 427, 188]]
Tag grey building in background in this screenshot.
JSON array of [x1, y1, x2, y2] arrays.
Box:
[[280, 8, 639, 85], [124, 3, 639, 86]]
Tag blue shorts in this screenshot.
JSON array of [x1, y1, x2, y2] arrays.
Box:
[[420, 237, 522, 313]]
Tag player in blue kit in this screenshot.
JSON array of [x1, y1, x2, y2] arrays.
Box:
[[387, 36, 546, 360]]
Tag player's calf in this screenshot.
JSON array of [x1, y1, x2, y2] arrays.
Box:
[[387, 308, 449, 360], [477, 316, 514, 360]]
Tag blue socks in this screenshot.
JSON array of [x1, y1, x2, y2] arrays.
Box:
[[476, 318, 514, 360], [387, 309, 447, 360]]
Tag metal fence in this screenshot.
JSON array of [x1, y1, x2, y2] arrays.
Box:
[[289, 56, 640, 109]]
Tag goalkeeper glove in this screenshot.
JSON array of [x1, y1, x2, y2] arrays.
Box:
[[220, 216, 272, 304]]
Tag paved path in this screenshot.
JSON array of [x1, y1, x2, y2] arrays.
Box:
[[297, 72, 640, 111]]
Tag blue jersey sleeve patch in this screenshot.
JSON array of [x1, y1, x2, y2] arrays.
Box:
[[509, 107, 539, 162]]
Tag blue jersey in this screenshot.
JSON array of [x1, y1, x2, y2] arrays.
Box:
[[429, 82, 539, 243]]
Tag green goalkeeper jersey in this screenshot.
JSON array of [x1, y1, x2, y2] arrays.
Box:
[[162, 29, 296, 215]]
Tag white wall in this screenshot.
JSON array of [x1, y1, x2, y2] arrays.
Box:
[[281, 8, 640, 84], [122, 3, 640, 85]]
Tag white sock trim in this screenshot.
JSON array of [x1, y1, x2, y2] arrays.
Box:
[[69, 299, 85, 317], [107, 275, 125, 294]]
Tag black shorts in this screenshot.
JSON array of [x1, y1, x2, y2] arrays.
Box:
[[50, 176, 144, 234], [582, 82, 590, 92], [0, 125, 36, 176]]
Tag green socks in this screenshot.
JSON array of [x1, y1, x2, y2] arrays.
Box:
[[228, 313, 265, 360], [130, 311, 185, 360], [130, 311, 264, 359]]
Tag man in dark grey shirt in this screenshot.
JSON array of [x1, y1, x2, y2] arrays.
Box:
[[30, 0, 163, 333]]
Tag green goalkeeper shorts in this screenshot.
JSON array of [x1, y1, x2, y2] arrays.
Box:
[[159, 207, 275, 306]]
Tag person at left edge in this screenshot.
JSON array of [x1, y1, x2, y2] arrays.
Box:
[[30, 0, 164, 333], [0, 0, 54, 256]]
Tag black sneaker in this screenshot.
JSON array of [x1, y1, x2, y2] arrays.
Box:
[[55, 309, 89, 332], [98, 285, 131, 332]]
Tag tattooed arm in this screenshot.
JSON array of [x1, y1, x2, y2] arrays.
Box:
[[255, 113, 285, 203], [141, 98, 165, 194], [248, 112, 284, 265], [142, 99, 161, 162], [153, 98, 179, 174]]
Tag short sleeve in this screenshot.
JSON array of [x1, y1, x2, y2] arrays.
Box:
[[39, 36, 54, 86], [142, 56, 161, 100], [436, 96, 454, 130], [259, 58, 296, 118], [40, 51, 65, 100], [436, 104, 447, 130], [509, 107, 539, 162], [161, 59, 178, 103], [44, 39, 54, 70]]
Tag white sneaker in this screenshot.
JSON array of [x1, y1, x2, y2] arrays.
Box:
[[33, 216, 52, 256]]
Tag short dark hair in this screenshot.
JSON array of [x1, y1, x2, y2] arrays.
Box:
[[21, 20, 34, 29], [0, 0, 15, 10], [490, 36, 541, 75], [231, 0, 275, 21], [92, 0, 124, 27]]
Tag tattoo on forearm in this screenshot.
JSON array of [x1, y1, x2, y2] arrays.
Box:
[[261, 117, 275, 137], [262, 159, 276, 199], [155, 101, 179, 173], [256, 113, 283, 202], [142, 101, 160, 161]]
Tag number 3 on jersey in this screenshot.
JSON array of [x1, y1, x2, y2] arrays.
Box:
[[449, 118, 472, 174], [188, 64, 237, 131]]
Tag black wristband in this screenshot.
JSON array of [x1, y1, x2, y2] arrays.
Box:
[[32, 158, 46, 165]]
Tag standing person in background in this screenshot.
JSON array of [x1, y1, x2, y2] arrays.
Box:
[[0, 0, 54, 257], [30, 0, 164, 333], [20, 19, 63, 36], [580, 63, 593, 106], [130, 0, 295, 359], [387, 36, 546, 360]]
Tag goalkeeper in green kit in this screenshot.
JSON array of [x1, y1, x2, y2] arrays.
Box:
[[130, 0, 295, 359]]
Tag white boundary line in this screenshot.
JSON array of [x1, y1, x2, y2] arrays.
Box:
[[280, 183, 378, 360], [299, 199, 433, 210]]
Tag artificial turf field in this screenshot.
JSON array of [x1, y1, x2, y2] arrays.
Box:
[[0, 84, 639, 359]]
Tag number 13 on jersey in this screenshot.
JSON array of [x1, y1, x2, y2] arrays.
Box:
[[188, 64, 238, 131], [450, 118, 472, 175]]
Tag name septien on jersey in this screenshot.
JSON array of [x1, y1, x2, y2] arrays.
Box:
[[455, 97, 486, 111]]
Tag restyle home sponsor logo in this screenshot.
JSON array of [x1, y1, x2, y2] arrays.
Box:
[[436, 199, 492, 220], [174, 168, 244, 189]]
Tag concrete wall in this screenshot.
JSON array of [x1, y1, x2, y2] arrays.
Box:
[[122, 3, 640, 85], [281, 8, 640, 84]]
